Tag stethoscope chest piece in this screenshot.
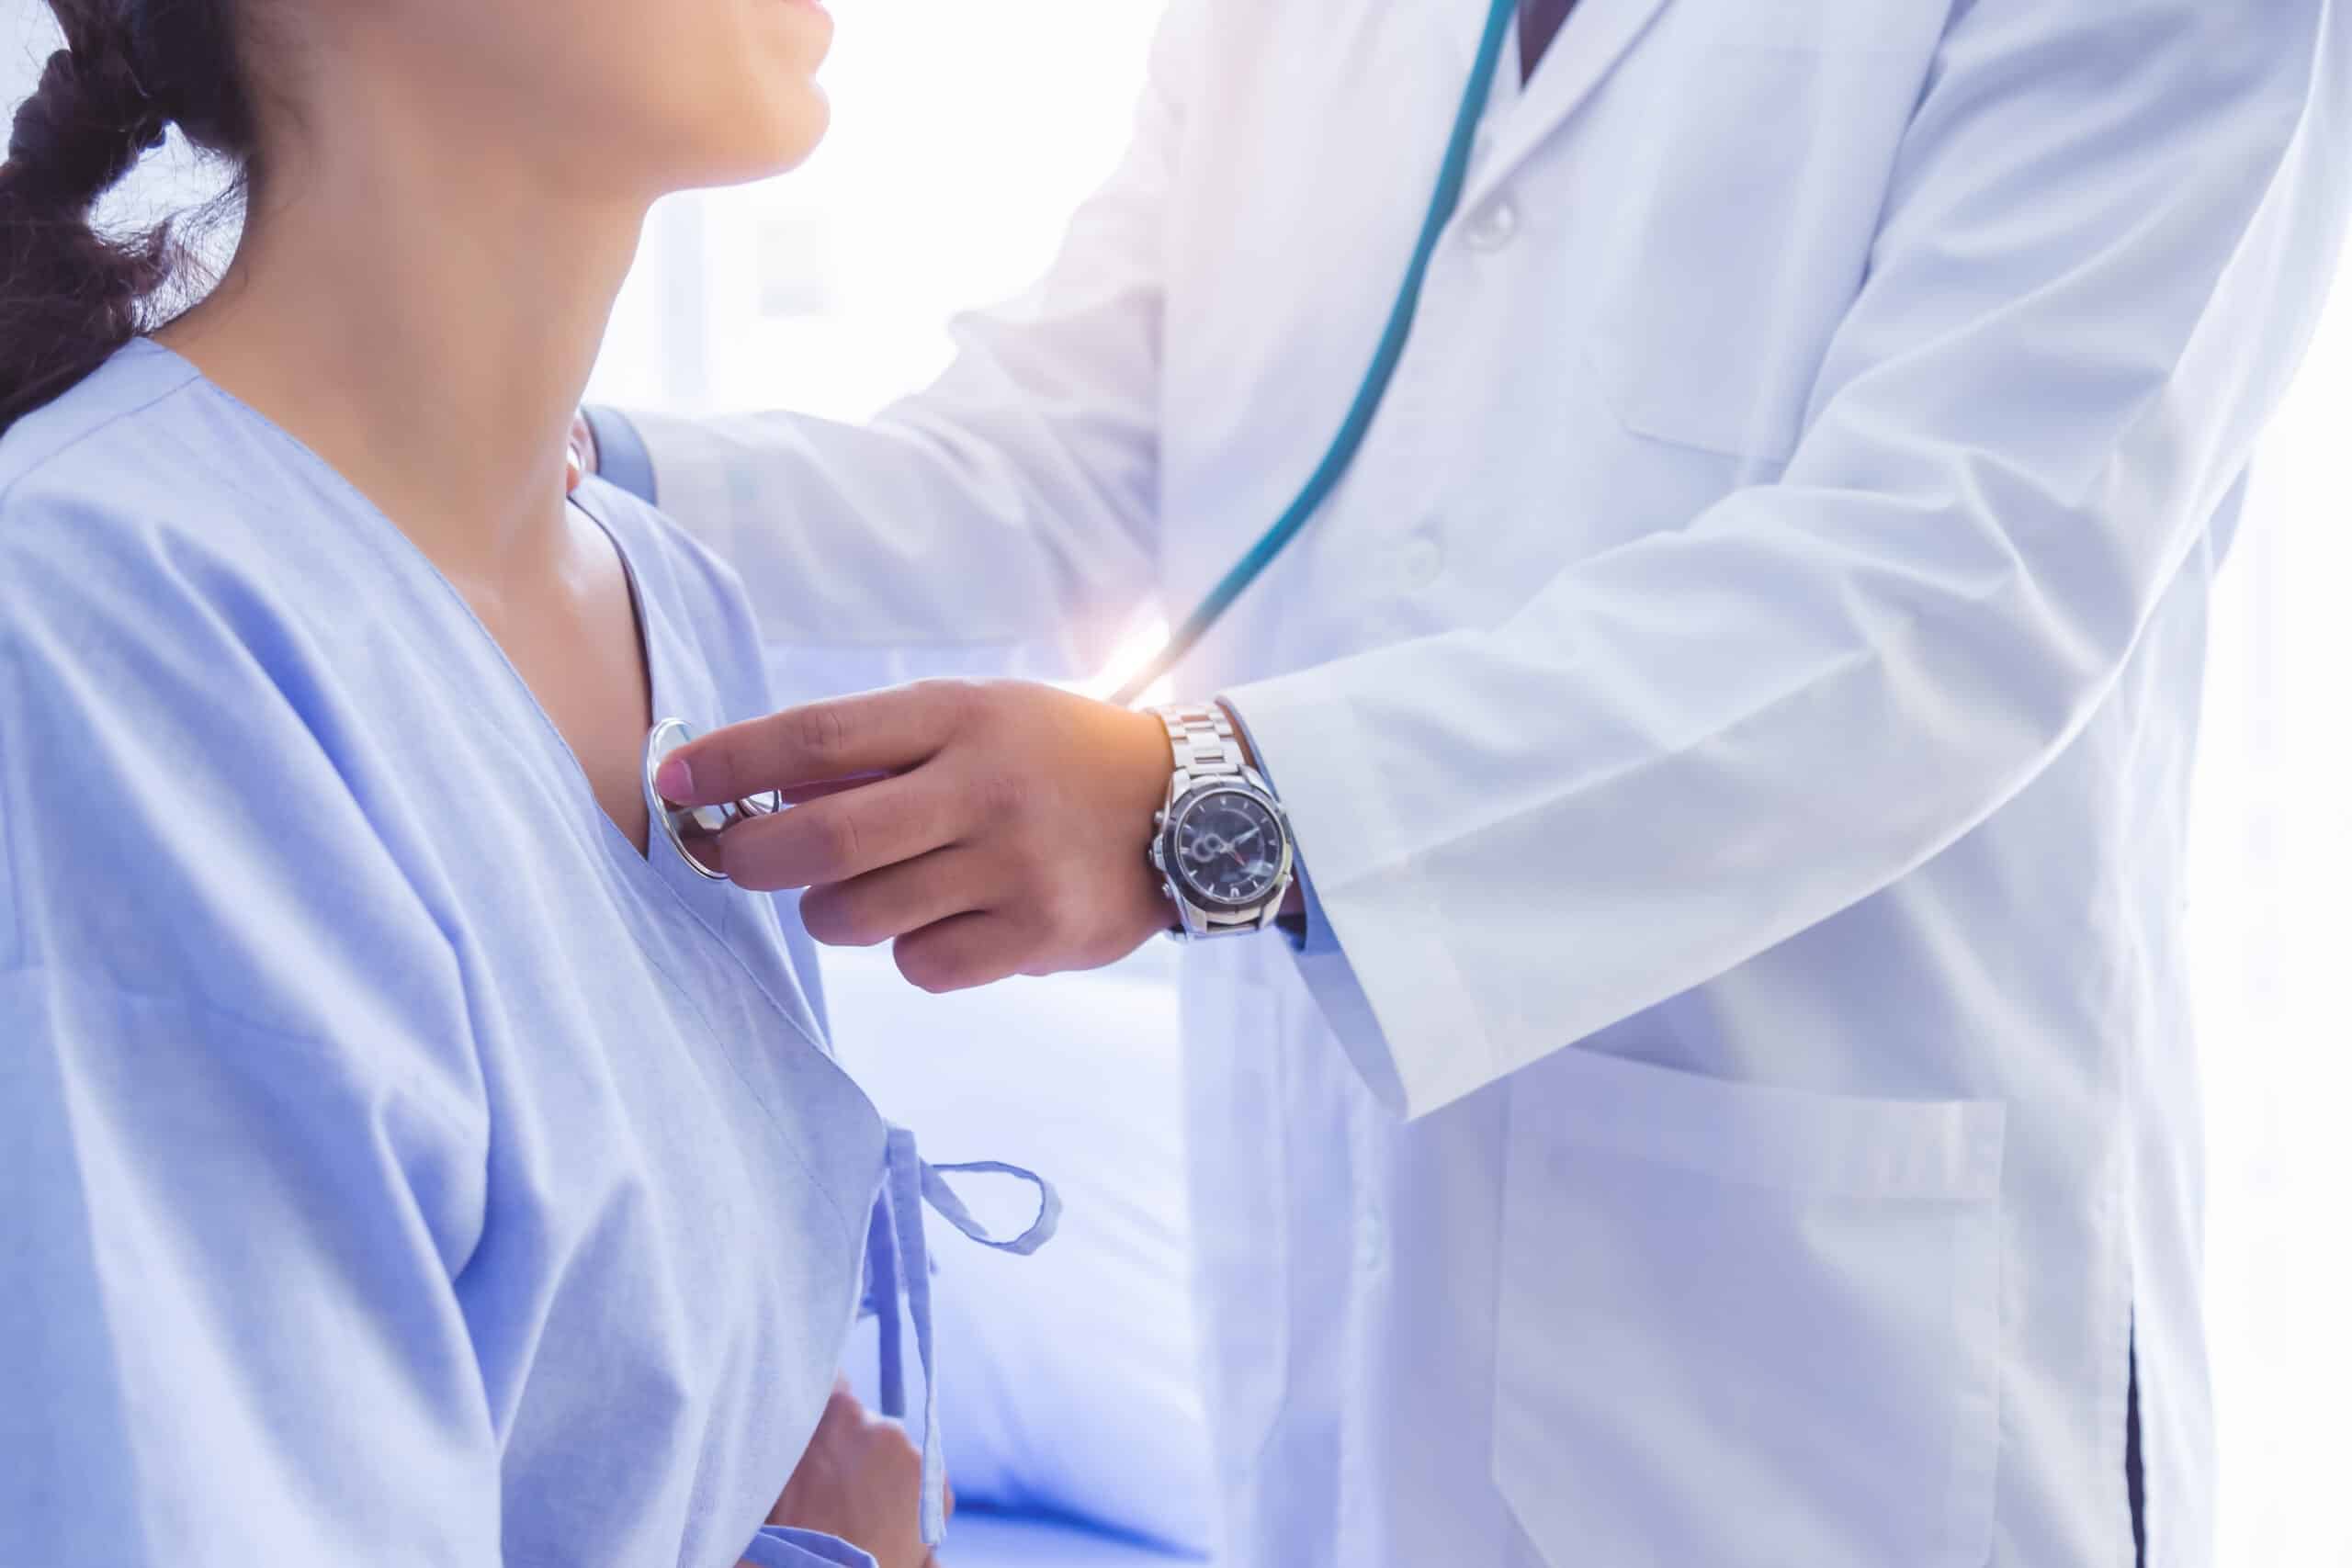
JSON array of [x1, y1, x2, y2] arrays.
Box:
[[643, 716, 780, 882]]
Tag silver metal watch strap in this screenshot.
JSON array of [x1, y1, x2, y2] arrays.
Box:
[[1157, 703, 1246, 784]]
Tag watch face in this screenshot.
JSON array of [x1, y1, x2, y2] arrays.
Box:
[[1170, 787, 1286, 909]]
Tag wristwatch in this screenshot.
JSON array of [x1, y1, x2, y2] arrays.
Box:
[[1148, 704, 1298, 941]]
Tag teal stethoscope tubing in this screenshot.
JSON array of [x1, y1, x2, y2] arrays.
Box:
[[1111, 0, 1521, 707]]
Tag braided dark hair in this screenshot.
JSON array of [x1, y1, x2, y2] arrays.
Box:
[[1, 1, 258, 435]]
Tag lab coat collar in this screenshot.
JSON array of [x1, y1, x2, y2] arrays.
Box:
[[1459, 0, 1677, 217]]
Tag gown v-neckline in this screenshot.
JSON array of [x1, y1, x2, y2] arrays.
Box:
[[133, 339, 709, 912]]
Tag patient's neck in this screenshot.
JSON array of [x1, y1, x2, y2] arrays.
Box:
[[158, 85, 648, 585]]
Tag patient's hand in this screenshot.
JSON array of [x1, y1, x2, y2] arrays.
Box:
[[766, 1377, 947, 1568]]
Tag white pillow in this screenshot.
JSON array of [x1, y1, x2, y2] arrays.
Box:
[[826, 942, 1215, 1554]]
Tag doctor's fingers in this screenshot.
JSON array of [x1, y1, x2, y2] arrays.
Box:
[[892, 909, 1035, 995], [657, 681, 978, 807], [798, 846, 996, 950], [714, 769, 969, 891]]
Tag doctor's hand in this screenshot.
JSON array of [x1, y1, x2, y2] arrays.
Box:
[[763, 1379, 946, 1568], [656, 680, 1175, 990]]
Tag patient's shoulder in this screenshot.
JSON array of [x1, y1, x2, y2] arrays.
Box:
[[0, 342, 390, 668], [0, 341, 268, 578], [0, 347, 347, 782], [0, 352, 446, 1020], [0, 337, 209, 490]]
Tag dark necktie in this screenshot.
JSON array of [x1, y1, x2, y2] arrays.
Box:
[[1520, 0, 1579, 81]]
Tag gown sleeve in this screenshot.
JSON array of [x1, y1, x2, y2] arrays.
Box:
[[0, 510, 502, 1562], [741, 1526, 882, 1568]]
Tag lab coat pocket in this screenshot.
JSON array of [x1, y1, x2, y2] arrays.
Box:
[[1492, 1046, 2005, 1568], [1586, 15, 1939, 464]]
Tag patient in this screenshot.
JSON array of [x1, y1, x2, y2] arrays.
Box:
[[0, 3, 954, 1565]]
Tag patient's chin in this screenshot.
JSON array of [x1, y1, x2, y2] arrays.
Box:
[[687, 85, 833, 190], [768, 85, 834, 173]]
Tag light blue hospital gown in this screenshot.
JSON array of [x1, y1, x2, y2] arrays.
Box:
[[0, 341, 989, 1568]]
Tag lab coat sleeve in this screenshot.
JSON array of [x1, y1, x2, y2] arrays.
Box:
[[605, 6, 1209, 673], [1221, 703, 1408, 1111], [0, 558, 501, 1562], [1222, 0, 2352, 1119]]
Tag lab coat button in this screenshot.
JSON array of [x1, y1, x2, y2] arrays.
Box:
[[1464, 197, 1520, 252], [1402, 537, 1445, 589]]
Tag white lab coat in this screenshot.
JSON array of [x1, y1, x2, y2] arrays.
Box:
[[622, 2, 2352, 1563]]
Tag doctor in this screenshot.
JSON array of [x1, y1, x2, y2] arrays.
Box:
[[585, 2, 2350, 1564]]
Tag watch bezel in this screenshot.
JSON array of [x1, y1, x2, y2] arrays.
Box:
[[1159, 779, 1295, 912]]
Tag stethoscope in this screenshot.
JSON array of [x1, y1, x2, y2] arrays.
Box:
[[1105, 0, 1519, 705], [642, 716, 781, 881], [646, 0, 1521, 879]]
